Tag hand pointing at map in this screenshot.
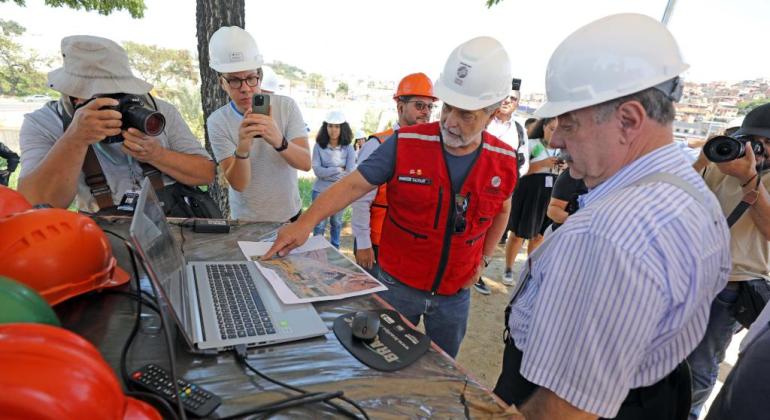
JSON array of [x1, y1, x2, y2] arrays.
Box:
[[262, 220, 314, 259]]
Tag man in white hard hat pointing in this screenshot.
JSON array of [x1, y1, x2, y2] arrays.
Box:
[[264, 37, 518, 358], [494, 14, 730, 420], [206, 27, 311, 223]]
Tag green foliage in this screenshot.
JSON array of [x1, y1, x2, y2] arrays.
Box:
[[362, 108, 381, 134], [485, 0, 503, 7], [298, 177, 351, 223], [123, 42, 199, 90], [3, 0, 146, 18], [270, 60, 306, 82], [335, 81, 349, 98], [306, 73, 325, 96], [737, 98, 770, 115], [122, 42, 204, 141], [0, 19, 53, 96]]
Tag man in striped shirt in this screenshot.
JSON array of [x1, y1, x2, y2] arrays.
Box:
[[493, 14, 731, 420]]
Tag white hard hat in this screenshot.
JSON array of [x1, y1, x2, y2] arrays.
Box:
[[208, 26, 263, 73], [536, 13, 689, 118], [261, 66, 278, 93], [355, 129, 366, 139], [433, 36, 511, 111], [324, 111, 346, 124]]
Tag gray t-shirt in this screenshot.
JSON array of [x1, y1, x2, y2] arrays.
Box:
[[19, 97, 211, 212], [207, 95, 307, 222], [357, 133, 480, 193]]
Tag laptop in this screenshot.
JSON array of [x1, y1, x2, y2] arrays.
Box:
[[129, 177, 328, 351]]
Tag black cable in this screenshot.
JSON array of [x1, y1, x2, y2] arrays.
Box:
[[104, 290, 160, 313], [141, 246, 188, 420], [233, 345, 369, 419], [217, 391, 345, 419], [125, 390, 179, 420], [177, 217, 195, 258], [106, 233, 181, 420]]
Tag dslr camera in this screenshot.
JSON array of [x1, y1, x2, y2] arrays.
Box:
[[703, 135, 765, 163], [93, 93, 166, 144]]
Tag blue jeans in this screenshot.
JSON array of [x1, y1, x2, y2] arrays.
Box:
[[687, 285, 744, 419], [377, 270, 470, 358], [311, 190, 343, 248]]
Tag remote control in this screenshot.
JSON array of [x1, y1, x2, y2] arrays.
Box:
[[130, 364, 222, 417]]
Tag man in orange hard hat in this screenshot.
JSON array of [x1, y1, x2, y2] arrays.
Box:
[[351, 73, 437, 277]]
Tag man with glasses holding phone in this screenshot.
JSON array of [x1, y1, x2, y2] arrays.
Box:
[[264, 37, 518, 358], [206, 26, 311, 222], [351, 73, 437, 278]]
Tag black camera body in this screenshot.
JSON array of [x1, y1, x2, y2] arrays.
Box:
[[703, 135, 765, 163], [94, 93, 166, 144]]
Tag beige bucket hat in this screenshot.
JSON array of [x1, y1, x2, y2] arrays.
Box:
[[47, 35, 152, 98]]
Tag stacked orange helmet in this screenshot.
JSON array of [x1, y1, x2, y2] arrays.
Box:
[[0, 323, 161, 419], [0, 185, 31, 218], [0, 208, 129, 305]]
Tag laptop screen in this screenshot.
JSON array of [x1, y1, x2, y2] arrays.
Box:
[[129, 178, 187, 322]]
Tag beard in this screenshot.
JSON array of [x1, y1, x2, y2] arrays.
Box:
[[440, 123, 476, 148]]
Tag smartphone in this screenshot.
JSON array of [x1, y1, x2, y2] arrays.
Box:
[[251, 94, 270, 115]]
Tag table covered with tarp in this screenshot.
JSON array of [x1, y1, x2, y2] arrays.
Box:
[[57, 218, 521, 419]]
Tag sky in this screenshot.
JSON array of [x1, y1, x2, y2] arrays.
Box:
[[1, 0, 769, 95]]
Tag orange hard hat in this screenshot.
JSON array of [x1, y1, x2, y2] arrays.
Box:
[[0, 208, 130, 306], [0, 185, 32, 218], [0, 323, 161, 420], [393, 72, 436, 100]]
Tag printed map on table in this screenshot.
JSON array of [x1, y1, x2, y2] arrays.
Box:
[[238, 236, 387, 304]]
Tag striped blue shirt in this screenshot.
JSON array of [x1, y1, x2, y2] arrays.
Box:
[[507, 143, 731, 418]]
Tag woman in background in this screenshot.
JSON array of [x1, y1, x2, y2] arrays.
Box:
[[311, 111, 356, 248]]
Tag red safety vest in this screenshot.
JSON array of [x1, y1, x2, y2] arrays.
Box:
[[379, 122, 517, 295], [368, 129, 393, 246]]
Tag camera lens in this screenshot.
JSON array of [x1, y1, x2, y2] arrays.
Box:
[[704, 135, 743, 163], [143, 113, 166, 136]]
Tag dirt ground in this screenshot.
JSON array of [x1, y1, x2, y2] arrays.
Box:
[[336, 226, 527, 390]]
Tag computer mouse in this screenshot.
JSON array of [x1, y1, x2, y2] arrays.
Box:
[[351, 311, 380, 342]]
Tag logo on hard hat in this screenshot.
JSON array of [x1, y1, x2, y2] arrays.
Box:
[[230, 51, 244, 62], [491, 176, 501, 187], [457, 63, 470, 79]]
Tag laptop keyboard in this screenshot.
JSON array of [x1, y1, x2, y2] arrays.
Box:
[[206, 263, 276, 340]]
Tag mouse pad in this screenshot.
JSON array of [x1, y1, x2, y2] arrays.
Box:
[[333, 309, 431, 371]]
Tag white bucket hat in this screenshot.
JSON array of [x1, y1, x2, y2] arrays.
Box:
[[47, 35, 152, 99]]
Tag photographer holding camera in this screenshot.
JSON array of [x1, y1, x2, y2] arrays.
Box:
[[687, 102, 770, 419], [17, 35, 215, 213]]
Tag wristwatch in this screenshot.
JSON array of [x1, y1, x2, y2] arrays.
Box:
[[483, 255, 492, 268], [233, 149, 250, 159], [274, 137, 289, 152]]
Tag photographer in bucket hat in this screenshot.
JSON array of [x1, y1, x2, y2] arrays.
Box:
[[206, 26, 311, 223], [18, 35, 214, 213], [264, 36, 518, 358]]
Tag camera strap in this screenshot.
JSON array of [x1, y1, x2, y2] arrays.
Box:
[[51, 98, 165, 212], [726, 170, 764, 227]]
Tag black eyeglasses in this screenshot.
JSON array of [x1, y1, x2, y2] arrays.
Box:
[[454, 193, 469, 234], [222, 74, 260, 89], [406, 100, 436, 112]]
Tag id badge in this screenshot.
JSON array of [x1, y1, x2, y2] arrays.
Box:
[[545, 176, 553, 188], [117, 189, 140, 211]]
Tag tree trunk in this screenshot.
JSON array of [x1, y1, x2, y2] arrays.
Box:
[[195, 0, 245, 218]]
